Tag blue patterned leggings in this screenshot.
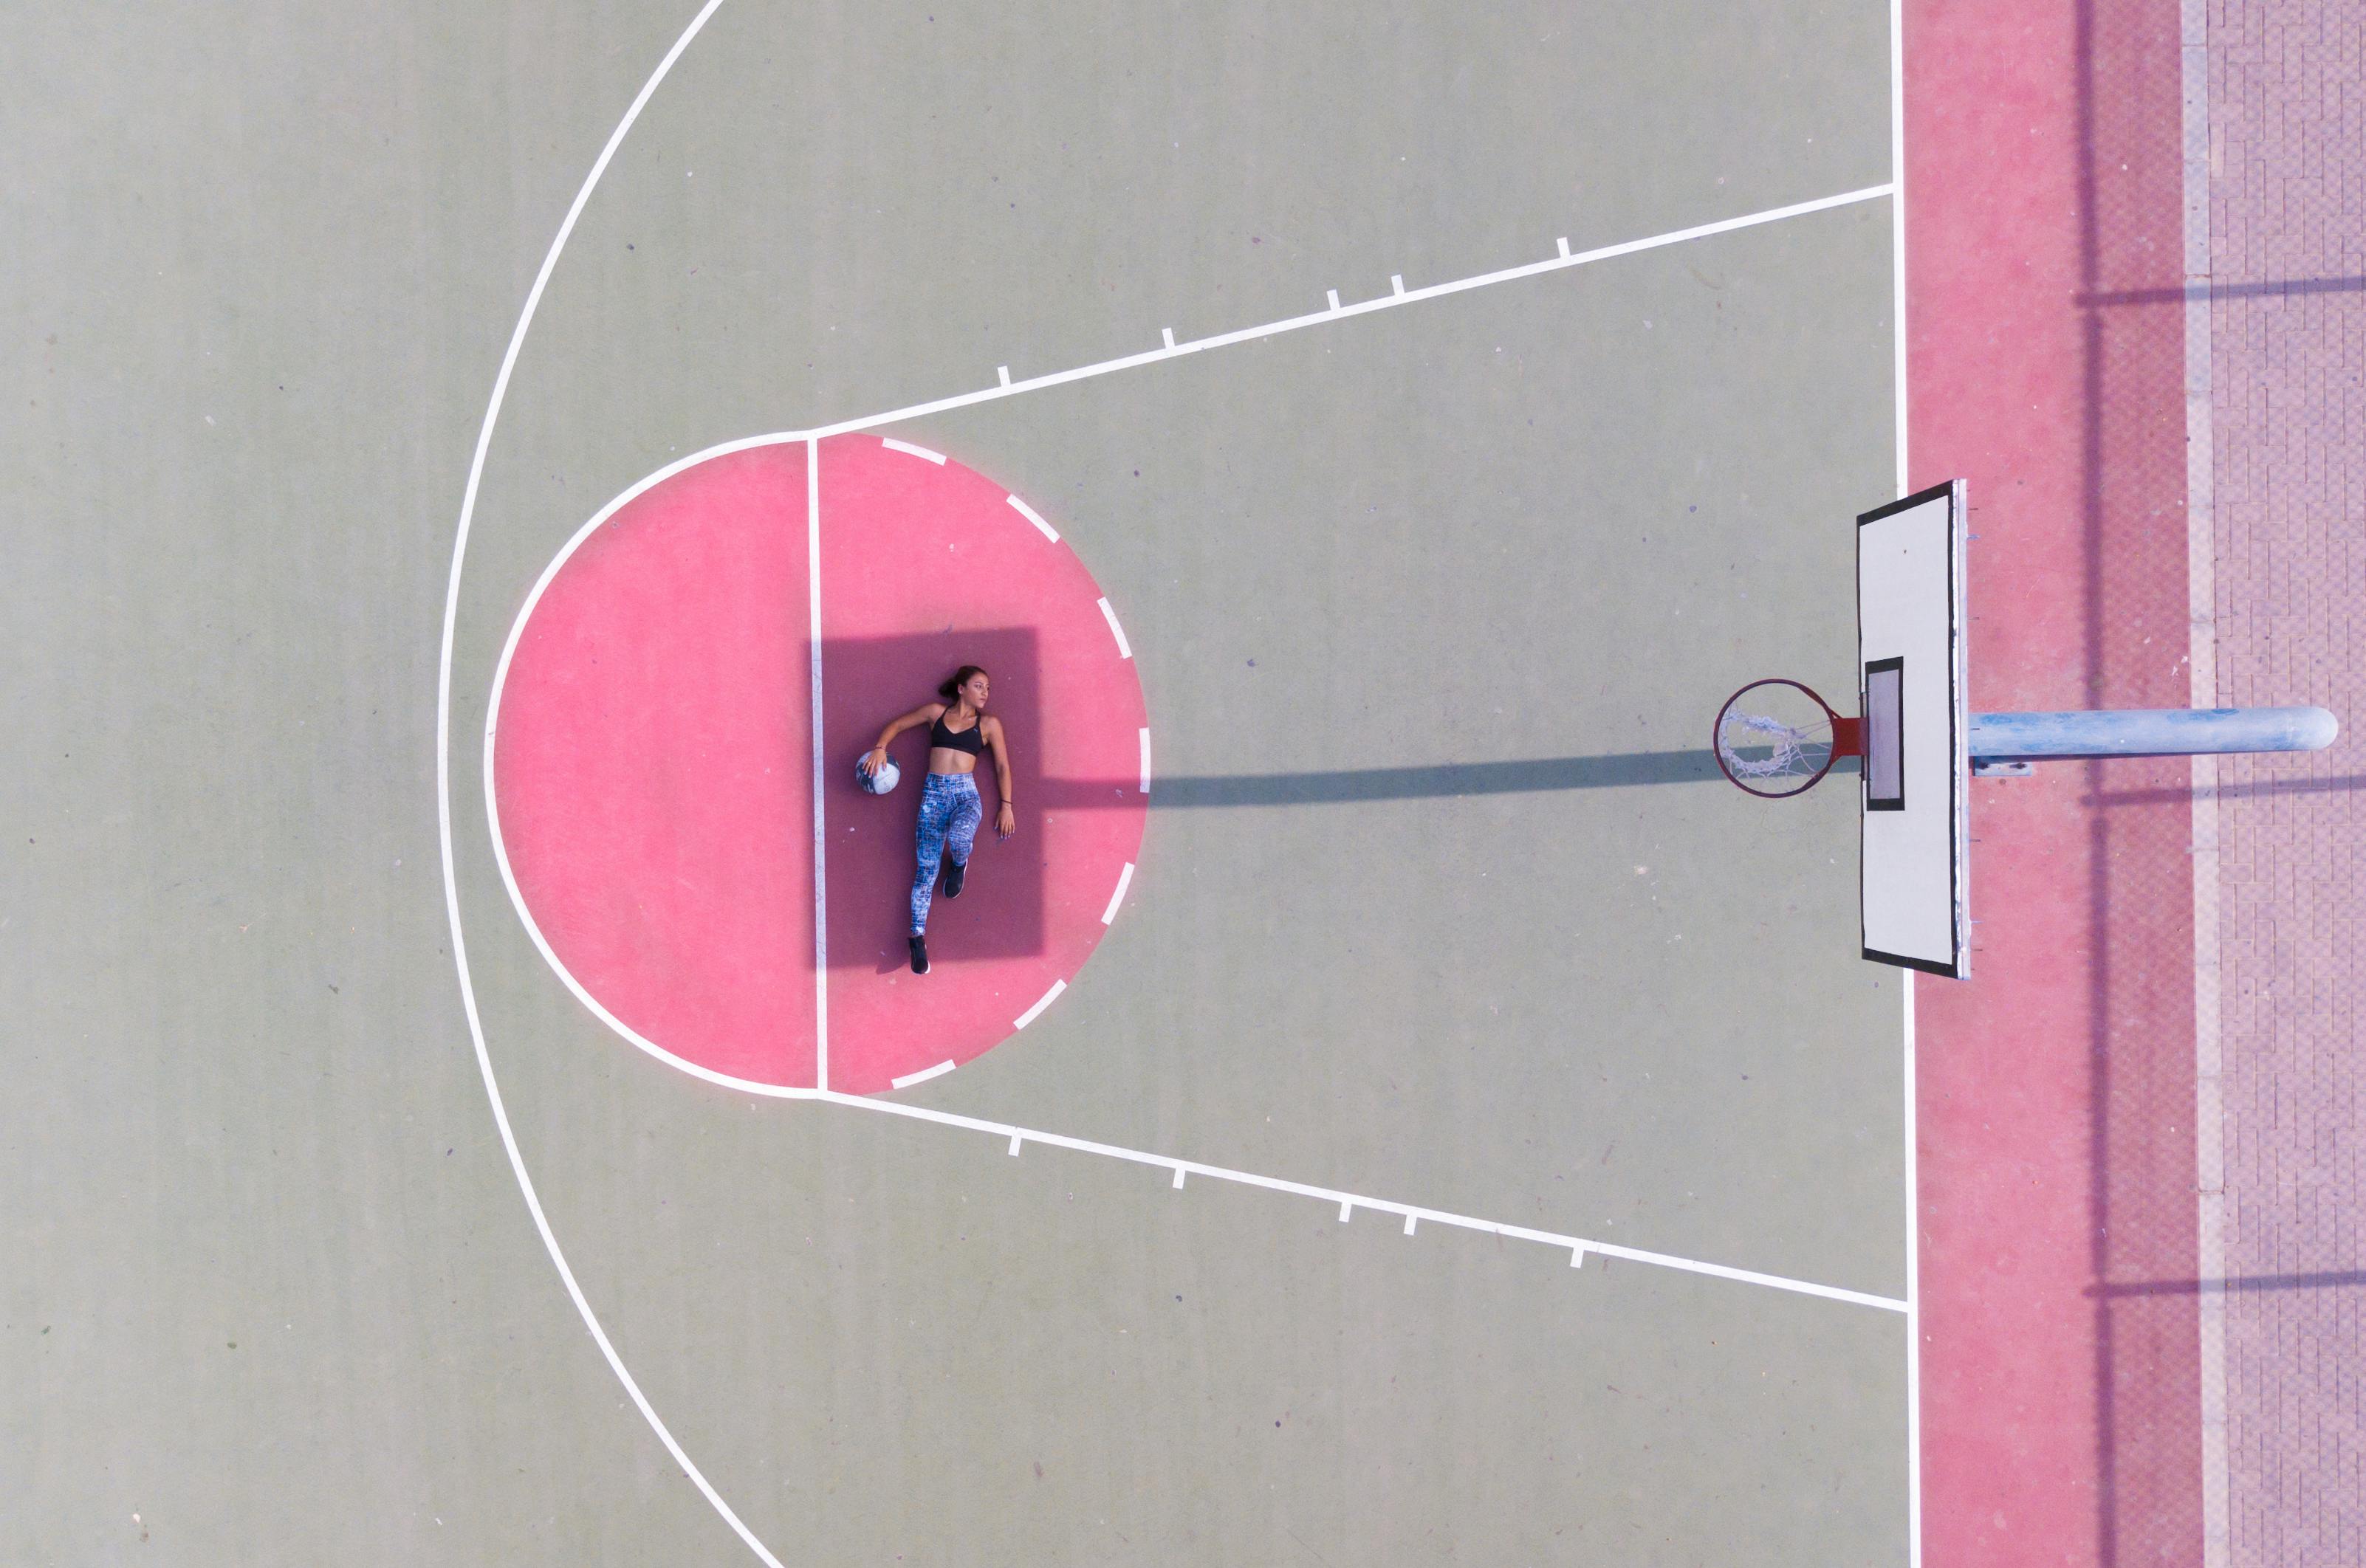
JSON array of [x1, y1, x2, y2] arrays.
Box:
[[910, 772, 983, 934]]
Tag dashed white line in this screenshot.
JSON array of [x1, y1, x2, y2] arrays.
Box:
[[880, 436, 945, 464], [1006, 493, 1060, 542], [1096, 596, 1133, 659], [1138, 728, 1152, 794], [890, 1059, 956, 1090], [1013, 979, 1066, 1030], [1100, 862, 1136, 926]]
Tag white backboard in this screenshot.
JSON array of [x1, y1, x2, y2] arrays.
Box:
[[1856, 481, 1968, 978]]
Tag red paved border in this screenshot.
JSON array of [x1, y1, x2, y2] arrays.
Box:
[[1906, 0, 2204, 1561], [2205, 2, 2366, 1557]]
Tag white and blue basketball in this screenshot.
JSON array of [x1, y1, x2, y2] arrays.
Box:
[[857, 754, 901, 796]]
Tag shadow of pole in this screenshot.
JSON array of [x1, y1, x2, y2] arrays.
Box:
[[1035, 747, 1796, 808]]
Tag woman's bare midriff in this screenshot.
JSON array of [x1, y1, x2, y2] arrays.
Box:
[[928, 749, 979, 776]]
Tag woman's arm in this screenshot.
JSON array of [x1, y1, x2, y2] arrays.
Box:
[[984, 718, 1016, 839], [860, 704, 943, 774]]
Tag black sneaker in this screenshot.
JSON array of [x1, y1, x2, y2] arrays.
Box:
[[942, 860, 966, 899], [908, 935, 929, 974]]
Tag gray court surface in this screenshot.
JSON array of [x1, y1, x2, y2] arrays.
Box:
[[7, 3, 1905, 1562]]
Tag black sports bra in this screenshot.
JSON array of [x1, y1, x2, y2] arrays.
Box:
[[929, 707, 987, 756]]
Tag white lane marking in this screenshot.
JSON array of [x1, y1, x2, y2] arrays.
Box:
[[813, 1093, 1910, 1313], [1172, 1166, 1187, 1189], [891, 1059, 956, 1090], [1006, 493, 1060, 542], [1570, 1245, 1586, 1268], [433, 4, 792, 1567], [1339, 1200, 1354, 1223], [1161, 326, 1176, 348], [1013, 979, 1066, 1030], [790, 185, 1893, 442], [996, 364, 1011, 386], [1391, 273, 1405, 295], [1403, 1213, 1418, 1236], [1557, 236, 1571, 258], [468, 182, 1891, 1107], [1099, 862, 1135, 926], [809, 439, 828, 1095], [1326, 288, 1342, 311], [880, 436, 945, 464], [1889, 0, 1921, 1555], [1097, 596, 1133, 659]]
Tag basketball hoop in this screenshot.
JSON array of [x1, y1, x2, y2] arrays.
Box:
[[1713, 678, 1864, 799]]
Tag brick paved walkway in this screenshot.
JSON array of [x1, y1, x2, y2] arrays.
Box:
[[2206, 3, 2366, 1562]]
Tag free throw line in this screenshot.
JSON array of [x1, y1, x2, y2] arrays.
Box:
[[809, 438, 829, 1094]]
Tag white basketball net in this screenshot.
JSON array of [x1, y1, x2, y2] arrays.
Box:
[[1718, 708, 1826, 781]]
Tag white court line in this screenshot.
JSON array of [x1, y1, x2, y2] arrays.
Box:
[[1326, 288, 1342, 311], [432, 4, 792, 1567], [1162, 327, 1176, 349], [789, 184, 1892, 442], [1889, 0, 1922, 1556], [809, 439, 828, 1096], [1006, 493, 1059, 542], [1557, 237, 1571, 258], [996, 364, 1011, 386], [880, 436, 945, 464], [1391, 274, 1405, 295], [891, 1059, 956, 1090], [1138, 728, 1152, 794], [1097, 596, 1133, 659], [1100, 862, 1135, 926], [1013, 979, 1067, 1030], [815, 1091, 1907, 1313]]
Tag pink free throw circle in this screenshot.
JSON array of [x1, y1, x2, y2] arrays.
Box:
[[492, 436, 1150, 1095]]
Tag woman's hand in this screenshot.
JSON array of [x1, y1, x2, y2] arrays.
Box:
[[860, 746, 890, 777], [996, 802, 1017, 841]]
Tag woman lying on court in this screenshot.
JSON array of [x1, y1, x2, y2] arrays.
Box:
[[857, 665, 1016, 974]]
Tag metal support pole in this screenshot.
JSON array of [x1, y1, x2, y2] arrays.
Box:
[[1968, 705, 2336, 765]]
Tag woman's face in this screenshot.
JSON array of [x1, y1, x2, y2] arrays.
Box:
[[961, 672, 991, 709]]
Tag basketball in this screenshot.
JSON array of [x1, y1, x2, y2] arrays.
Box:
[[857, 754, 900, 796]]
